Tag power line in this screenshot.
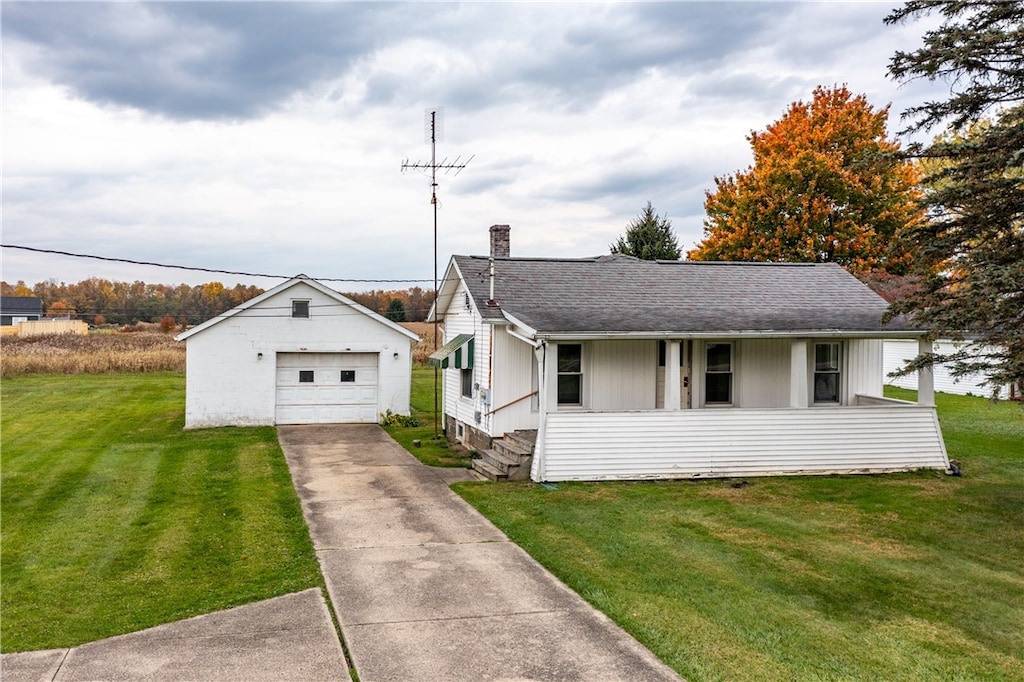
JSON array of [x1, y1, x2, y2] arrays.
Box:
[[1, 244, 435, 283]]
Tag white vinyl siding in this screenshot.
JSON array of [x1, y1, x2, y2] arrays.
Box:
[[439, 278, 491, 434], [847, 339, 883, 401], [737, 338, 789, 407], [490, 329, 539, 436], [537, 405, 949, 481], [883, 339, 1008, 398], [589, 339, 657, 411]]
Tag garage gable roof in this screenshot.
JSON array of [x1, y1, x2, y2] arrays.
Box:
[[175, 275, 420, 342]]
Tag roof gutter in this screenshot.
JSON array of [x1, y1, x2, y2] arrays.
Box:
[[506, 326, 540, 348]]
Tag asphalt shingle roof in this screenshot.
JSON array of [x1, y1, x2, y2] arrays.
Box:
[[452, 255, 912, 335], [0, 296, 43, 316]]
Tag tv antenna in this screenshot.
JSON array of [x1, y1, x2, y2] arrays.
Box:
[[401, 108, 473, 438]]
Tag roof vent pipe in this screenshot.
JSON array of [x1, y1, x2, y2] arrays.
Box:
[[487, 256, 497, 306]]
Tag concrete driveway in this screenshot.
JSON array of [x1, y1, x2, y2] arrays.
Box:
[[0, 589, 348, 682], [280, 424, 681, 682]]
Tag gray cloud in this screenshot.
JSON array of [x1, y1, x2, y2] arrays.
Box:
[[3, 2, 800, 121], [3, 2, 388, 119]]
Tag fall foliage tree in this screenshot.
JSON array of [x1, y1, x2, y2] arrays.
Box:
[[344, 288, 434, 321], [1, 277, 438, 326], [0, 277, 265, 326], [688, 85, 924, 274], [45, 301, 73, 319], [610, 202, 682, 260], [885, 1, 1024, 395]]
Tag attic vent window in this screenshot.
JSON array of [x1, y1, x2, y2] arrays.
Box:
[[292, 300, 310, 318]]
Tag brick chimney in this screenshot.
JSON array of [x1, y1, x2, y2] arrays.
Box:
[[489, 224, 510, 258]]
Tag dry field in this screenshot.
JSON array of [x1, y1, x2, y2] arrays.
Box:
[[401, 322, 442, 364], [0, 332, 185, 377], [1, 324, 441, 377]]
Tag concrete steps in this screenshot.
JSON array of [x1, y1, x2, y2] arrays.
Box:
[[472, 430, 537, 482]]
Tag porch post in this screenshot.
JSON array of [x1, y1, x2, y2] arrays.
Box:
[[665, 340, 681, 410], [545, 342, 559, 412], [790, 339, 808, 408], [691, 340, 704, 409], [531, 341, 553, 482], [917, 337, 935, 406]]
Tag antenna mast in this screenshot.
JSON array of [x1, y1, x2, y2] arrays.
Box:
[[402, 109, 473, 438]]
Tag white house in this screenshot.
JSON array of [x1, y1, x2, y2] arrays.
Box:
[[429, 226, 950, 482], [0, 296, 43, 326], [884, 339, 1015, 399], [176, 275, 419, 429]]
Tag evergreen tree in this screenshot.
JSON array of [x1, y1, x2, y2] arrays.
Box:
[[385, 298, 407, 323], [610, 202, 682, 260], [885, 1, 1024, 395]]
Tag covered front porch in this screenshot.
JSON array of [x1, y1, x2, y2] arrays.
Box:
[[527, 336, 949, 482]]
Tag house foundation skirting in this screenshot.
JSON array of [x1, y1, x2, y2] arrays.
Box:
[[445, 415, 492, 452]]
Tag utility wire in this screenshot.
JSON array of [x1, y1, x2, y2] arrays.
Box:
[[1, 244, 434, 284]]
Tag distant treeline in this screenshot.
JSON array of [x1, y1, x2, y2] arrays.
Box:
[[1, 278, 435, 326]]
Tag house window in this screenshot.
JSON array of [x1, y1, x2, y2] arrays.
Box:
[[291, 300, 310, 318], [461, 368, 473, 398], [299, 370, 314, 383], [814, 342, 841, 403], [557, 343, 583, 405], [340, 370, 356, 382], [705, 343, 732, 404]]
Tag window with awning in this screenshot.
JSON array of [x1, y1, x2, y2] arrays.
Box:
[[428, 334, 474, 368]]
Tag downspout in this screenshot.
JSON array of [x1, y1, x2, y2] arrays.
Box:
[[530, 340, 549, 482]]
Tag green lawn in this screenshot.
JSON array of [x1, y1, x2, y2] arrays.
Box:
[[0, 373, 322, 652], [383, 365, 473, 468], [454, 390, 1024, 681]]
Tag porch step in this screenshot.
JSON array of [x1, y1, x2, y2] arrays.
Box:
[[475, 431, 537, 482], [483, 447, 520, 471], [503, 429, 538, 451], [472, 457, 507, 481], [493, 438, 532, 460]]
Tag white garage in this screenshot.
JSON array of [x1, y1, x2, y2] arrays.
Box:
[[176, 275, 419, 429]]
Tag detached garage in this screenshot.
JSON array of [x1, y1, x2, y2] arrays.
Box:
[[176, 275, 419, 429]]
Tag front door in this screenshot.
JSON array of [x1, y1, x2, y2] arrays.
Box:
[[656, 340, 691, 409]]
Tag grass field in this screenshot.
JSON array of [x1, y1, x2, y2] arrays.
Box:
[[0, 373, 322, 653], [454, 390, 1024, 681], [383, 364, 473, 468]]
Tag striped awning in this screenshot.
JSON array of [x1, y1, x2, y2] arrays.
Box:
[[428, 334, 474, 369]]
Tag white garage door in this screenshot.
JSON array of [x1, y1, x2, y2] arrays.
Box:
[[276, 353, 379, 424]]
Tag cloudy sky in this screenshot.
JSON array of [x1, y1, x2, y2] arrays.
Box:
[[2, 1, 946, 291]]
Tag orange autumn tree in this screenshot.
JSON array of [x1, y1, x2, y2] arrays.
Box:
[[688, 85, 924, 274]]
